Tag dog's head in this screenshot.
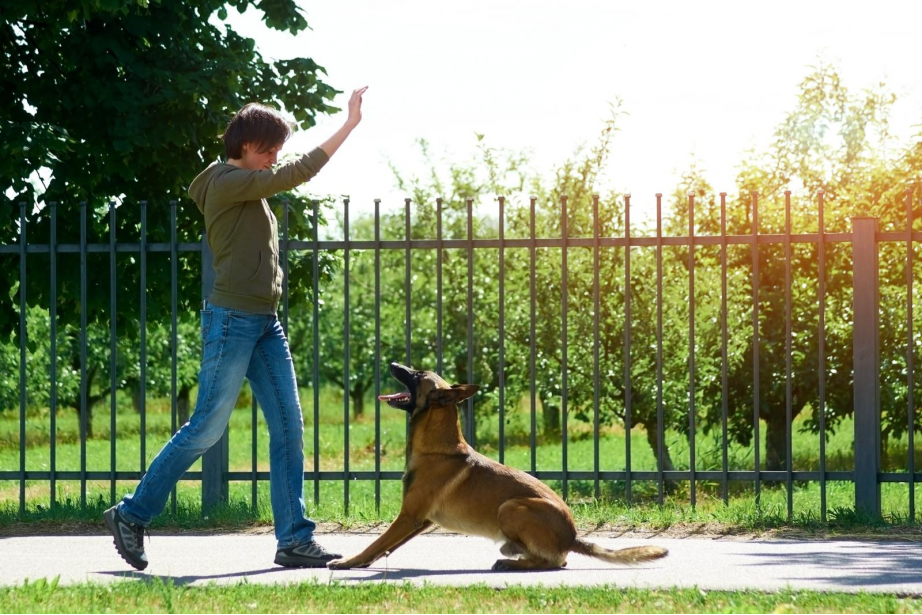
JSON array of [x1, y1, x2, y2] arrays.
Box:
[[377, 362, 478, 415]]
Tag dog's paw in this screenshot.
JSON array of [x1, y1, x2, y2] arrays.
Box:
[[491, 559, 513, 572], [327, 559, 354, 570]]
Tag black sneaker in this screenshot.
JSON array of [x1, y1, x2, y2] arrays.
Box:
[[274, 540, 342, 568], [103, 505, 149, 571]]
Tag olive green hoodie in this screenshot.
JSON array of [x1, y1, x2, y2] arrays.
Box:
[[188, 147, 329, 314]]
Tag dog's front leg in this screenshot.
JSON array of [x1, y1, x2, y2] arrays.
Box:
[[327, 513, 431, 570]]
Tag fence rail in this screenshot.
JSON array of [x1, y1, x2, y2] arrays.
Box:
[[2, 189, 920, 521]]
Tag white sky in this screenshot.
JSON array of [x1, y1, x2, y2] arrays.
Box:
[[223, 0, 922, 223]]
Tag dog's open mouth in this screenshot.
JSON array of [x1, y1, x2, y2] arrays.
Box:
[[377, 391, 411, 405], [380, 363, 417, 411]]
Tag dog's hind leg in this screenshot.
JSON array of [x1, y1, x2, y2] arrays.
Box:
[[499, 540, 526, 558], [496, 499, 573, 570]]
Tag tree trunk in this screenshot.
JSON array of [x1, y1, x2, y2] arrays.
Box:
[[178, 384, 192, 425], [765, 410, 787, 475], [644, 423, 678, 494], [130, 382, 142, 413], [85, 399, 95, 439], [351, 385, 365, 419], [84, 367, 97, 439], [538, 391, 560, 437]]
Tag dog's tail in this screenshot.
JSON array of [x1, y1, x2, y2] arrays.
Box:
[[572, 538, 668, 564]]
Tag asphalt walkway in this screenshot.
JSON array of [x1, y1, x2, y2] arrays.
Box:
[[3, 532, 921, 594]]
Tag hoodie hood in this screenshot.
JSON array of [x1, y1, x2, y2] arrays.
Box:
[[188, 162, 229, 214]]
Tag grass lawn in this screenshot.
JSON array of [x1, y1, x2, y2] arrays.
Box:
[[2, 385, 922, 534], [3, 578, 922, 614]]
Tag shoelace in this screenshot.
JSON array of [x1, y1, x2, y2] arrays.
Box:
[[130, 525, 150, 551]]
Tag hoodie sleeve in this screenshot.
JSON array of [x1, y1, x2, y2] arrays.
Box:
[[212, 147, 330, 203]]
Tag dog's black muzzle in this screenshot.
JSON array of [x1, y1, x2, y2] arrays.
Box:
[[377, 362, 416, 411]]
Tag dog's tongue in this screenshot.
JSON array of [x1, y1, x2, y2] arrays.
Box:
[[378, 392, 409, 401]]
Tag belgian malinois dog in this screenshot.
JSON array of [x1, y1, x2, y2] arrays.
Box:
[[327, 363, 668, 571]]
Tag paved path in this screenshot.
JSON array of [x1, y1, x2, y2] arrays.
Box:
[[2, 532, 922, 594]]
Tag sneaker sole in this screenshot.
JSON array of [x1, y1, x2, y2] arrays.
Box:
[[103, 509, 149, 571], [273, 554, 336, 568]]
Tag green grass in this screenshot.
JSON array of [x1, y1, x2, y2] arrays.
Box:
[[3, 386, 922, 535], [3, 578, 921, 614]]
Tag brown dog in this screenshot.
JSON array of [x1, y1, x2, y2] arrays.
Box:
[[327, 362, 668, 571]]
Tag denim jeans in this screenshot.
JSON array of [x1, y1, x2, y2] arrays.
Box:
[[118, 302, 315, 548]]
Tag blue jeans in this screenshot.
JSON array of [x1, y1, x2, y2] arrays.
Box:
[[118, 302, 315, 548]]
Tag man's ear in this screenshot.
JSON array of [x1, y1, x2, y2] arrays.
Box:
[[429, 384, 479, 407]]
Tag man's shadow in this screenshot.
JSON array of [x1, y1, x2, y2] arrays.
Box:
[[97, 567, 291, 586]]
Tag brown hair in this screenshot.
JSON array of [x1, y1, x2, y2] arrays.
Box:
[[221, 103, 293, 159]]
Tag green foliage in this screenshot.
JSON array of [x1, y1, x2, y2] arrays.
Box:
[[681, 62, 922, 469], [1, 0, 339, 329], [1, 0, 340, 415]]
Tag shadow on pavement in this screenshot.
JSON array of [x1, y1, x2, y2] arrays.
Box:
[[738, 541, 922, 589], [96, 567, 288, 586]]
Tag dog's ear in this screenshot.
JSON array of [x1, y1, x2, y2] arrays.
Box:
[[429, 384, 479, 407]]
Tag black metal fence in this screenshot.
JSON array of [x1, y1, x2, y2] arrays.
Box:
[[2, 189, 920, 520]]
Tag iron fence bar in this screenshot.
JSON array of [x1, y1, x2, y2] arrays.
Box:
[[282, 199, 290, 337], [561, 195, 569, 500], [268, 233, 865, 252], [785, 191, 793, 521], [10, 191, 918, 515], [656, 194, 665, 506], [7, 230, 893, 255], [436, 197, 443, 375], [879, 472, 922, 482], [170, 199, 178, 514], [623, 194, 632, 504], [18, 201, 26, 516], [343, 197, 351, 515], [79, 201, 87, 508], [140, 201, 148, 477], [720, 192, 729, 504], [530, 197, 537, 474], [50, 201, 58, 506], [687, 193, 696, 507], [853, 216, 881, 516], [907, 186, 916, 522], [593, 194, 601, 498], [467, 197, 475, 446], [499, 196, 506, 465], [374, 199, 382, 512], [2, 469, 870, 482], [3, 242, 207, 254], [751, 191, 761, 508], [406, 198, 412, 441], [818, 190, 827, 520], [312, 199, 320, 504], [25, 230, 922, 254], [201, 232, 226, 512], [251, 396, 257, 513], [109, 201, 118, 505]]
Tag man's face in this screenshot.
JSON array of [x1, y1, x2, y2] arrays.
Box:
[[240, 142, 283, 170]]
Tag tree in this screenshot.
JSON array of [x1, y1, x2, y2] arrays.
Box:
[[684, 63, 922, 472], [2, 0, 339, 418]]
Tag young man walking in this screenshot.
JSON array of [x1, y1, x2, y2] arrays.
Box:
[[105, 87, 368, 570]]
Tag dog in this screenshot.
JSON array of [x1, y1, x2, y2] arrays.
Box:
[[327, 362, 668, 571]]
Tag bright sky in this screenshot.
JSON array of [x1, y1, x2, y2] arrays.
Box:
[[223, 0, 922, 223]]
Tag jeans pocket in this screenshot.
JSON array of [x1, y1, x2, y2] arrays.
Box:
[[200, 309, 213, 341]]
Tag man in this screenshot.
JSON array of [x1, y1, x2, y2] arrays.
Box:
[[104, 87, 368, 570]]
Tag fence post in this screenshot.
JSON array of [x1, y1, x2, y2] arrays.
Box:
[[200, 233, 229, 512], [852, 217, 881, 517]]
